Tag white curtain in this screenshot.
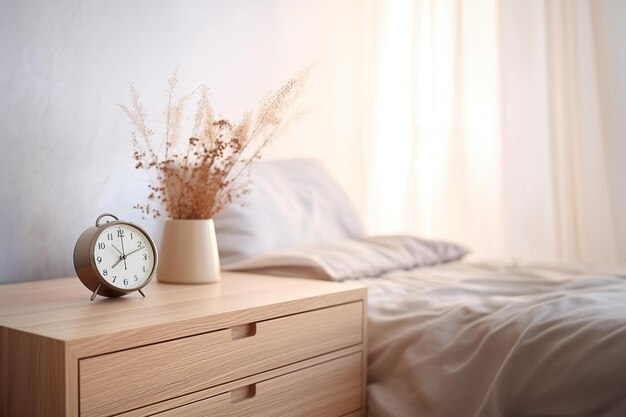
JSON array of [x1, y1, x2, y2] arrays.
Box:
[[364, 0, 622, 264]]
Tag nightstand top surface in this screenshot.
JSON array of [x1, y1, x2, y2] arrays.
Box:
[[0, 273, 366, 343]]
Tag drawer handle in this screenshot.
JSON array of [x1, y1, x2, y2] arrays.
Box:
[[230, 384, 257, 403], [231, 323, 257, 340]]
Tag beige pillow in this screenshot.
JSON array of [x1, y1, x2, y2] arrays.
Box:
[[225, 235, 469, 281], [215, 159, 365, 266]]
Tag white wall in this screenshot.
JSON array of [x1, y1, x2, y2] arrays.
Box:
[[0, 0, 369, 283]]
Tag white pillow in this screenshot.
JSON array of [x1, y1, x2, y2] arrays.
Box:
[[215, 159, 365, 266], [224, 235, 469, 281]]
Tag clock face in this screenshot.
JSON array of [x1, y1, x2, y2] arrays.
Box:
[[93, 223, 156, 290]]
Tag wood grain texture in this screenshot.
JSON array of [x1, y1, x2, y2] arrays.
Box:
[[152, 352, 362, 417], [116, 345, 363, 417], [0, 328, 65, 417], [0, 273, 365, 347], [341, 410, 364, 417], [80, 302, 363, 416], [1, 327, 5, 417], [0, 272, 368, 417], [361, 292, 369, 415]]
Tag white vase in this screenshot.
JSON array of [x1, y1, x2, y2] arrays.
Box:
[[157, 219, 221, 284]]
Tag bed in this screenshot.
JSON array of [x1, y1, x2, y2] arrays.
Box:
[[215, 159, 626, 417], [363, 261, 626, 417]]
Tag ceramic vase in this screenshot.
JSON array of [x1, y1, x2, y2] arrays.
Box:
[[157, 219, 221, 284]]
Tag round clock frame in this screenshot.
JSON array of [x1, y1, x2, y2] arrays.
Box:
[[73, 213, 158, 301]]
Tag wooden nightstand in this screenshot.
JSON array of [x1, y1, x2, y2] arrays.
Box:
[[0, 273, 367, 417]]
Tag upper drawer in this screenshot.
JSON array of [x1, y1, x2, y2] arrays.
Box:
[[79, 301, 363, 417]]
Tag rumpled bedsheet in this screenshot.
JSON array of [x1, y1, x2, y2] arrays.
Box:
[[361, 262, 626, 417]]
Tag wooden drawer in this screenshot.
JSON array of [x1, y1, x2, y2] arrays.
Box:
[[152, 352, 362, 417], [79, 302, 363, 416]]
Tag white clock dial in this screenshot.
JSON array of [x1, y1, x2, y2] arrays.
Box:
[[93, 224, 155, 290]]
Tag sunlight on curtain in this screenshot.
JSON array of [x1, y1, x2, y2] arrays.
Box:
[[365, 0, 620, 263], [367, 0, 413, 233], [365, 0, 504, 259], [500, 0, 618, 263], [547, 1, 617, 262]]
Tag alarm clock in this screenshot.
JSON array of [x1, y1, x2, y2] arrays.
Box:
[[73, 213, 158, 301]]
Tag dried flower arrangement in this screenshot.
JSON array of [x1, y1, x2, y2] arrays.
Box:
[[120, 68, 308, 219]]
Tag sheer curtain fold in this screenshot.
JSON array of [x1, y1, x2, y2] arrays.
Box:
[[365, 0, 620, 263], [546, 0, 617, 262]]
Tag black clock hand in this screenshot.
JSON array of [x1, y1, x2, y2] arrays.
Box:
[[111, 244, 125, 268], [111, 257, 123, 269], [111, 244, 123, 256], [120, 232, 128, 270], [125, 246, 145, 257]]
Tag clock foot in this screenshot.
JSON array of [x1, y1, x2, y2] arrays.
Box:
[[90, 284, 102, 301], [139, 289, 146, 298]]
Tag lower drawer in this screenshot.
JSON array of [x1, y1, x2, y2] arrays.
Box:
[[153, 352, 362, 417]]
